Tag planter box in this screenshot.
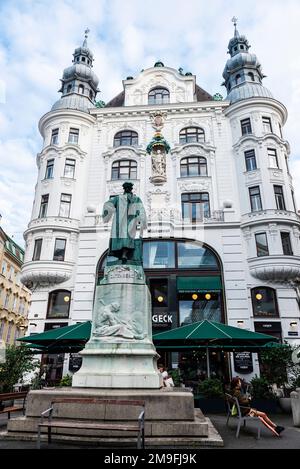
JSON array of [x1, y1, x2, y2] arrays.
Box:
[[251, 399, 279, 413], [279, 397, 292, 414], [194, 397, 226, 413]]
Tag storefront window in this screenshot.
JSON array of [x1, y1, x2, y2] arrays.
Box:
[[251, 287, 279, 317], [177, 242, 218, 268], [47, 290, 71, 318], [143, 241, 175, 269], [179, 291, 222, 325]]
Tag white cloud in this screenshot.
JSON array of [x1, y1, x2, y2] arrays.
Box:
[[1, 0, 300, 246]]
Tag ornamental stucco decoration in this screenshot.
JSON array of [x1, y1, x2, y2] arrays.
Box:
[[178, 181, 210, 192]]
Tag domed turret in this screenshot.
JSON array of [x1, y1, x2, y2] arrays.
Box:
[[52, 29, 99, 113], [222, 18, 272, 103]]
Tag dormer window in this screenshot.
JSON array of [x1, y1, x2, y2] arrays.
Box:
[[148, 87, 170, 105], [248, 72, 255, 81], [235, 74, 241, 85], [89, 90, 93, 100], [81, 57, 86, 62], [113, 130, 138, 147], [67, 84, 72, 93], [78, 84, 84, 95], [240, 45, 244, 50]]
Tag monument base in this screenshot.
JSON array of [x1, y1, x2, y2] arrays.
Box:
[[6, 388, 223, 447], [72, 342, 161, 388]]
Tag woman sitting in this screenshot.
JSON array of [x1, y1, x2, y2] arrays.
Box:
[[230, 377, 284, 437]]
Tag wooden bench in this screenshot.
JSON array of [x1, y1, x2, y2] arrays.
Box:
[[0, 391, 28, 419], [37, 398, 145, 449]]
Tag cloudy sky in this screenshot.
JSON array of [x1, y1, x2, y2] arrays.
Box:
[[1, 0, 300, 246]]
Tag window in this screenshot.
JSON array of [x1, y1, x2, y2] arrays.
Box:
[[0, 320, 5, 339], [51, 128, 59, 145], [39, 194, 49, 218], [148, 87, 170, 105], [181, 193, 210, 222], [268, 148, 279, 168], [279, 123, 283, 138], [64, 158, 76, 178], [67, 84, 72, 93], [248, 72, 255, 81], [244, 150, 257, 171], [53, 239, 66, 261], [68, 128, 79, 144], [111, 160, 137, 180], [180, 157, 207, 177], [13, 296, 18, 311], [47, 290, 71, 318], [32, 238, 42, 261], [1, 260, 7, 276], [255, 233, 269, 257], [281, 232, 293, 255], [4, 293, 10, 309], [285, 155, 290, 174], [235, 74, 241, 85], [262, 116, 272, 133], [59, 194, 72, 218], [78, 84, 84, 94], [251, 287, 279, 317], [179, 127, 205, 144], [113, 130, 138, 147], [9, 266, 14, 280], [45, 159, 54, 179], [249, 186, 262, 212], [177, 242, 218, 268], [89, 90, 93, 100], [241, 118, 252, 135], [143, 241, 175, 269], [6, 323, 13, 343], [274, 185, 286, 210]]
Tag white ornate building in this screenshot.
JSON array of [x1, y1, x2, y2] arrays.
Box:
[[22, 26, 300, 382]]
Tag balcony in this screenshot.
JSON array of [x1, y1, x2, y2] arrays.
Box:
[[20, 260, 74, 287], [248, 255, 300, 282], [26, 217, 80, 233], [241, 209, 300, 227]]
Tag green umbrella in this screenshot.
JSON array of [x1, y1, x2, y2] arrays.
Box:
[[153, 319, 278, 378], [18, 321, 91, 353]]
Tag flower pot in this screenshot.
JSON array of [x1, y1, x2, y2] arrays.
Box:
[[279, 397, 292, 413]]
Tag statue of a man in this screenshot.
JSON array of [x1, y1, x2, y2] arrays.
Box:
[[102, 182, 147, 263]]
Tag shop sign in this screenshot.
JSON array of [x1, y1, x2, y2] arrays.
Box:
[[233, 351, 253, 374], [152, 314, 173, 324], [68, 353, 83, 372]]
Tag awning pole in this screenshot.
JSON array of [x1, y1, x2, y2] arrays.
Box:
[[206, 347, 210, 378]]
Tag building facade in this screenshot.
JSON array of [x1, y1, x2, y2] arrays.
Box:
[[0, 227, 30, 346], [21, 26, 300, 382]]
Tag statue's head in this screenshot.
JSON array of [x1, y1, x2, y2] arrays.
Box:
[[111, 302, 119, 311], [123, 182, 133, 193]]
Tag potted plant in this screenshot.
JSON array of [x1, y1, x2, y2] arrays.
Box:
[[195, 378, 225, 413], [259, 344, 300, 414], [250, 376, 278, 413]]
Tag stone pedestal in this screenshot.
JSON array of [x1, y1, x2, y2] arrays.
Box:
[[6, 388, 223, 447], [73, 265, 161, 388]]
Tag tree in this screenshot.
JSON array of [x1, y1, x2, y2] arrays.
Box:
[[0, 344, 38, 392]]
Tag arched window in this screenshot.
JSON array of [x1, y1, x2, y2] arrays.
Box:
[[67, 84, 72, 93], [180, 157, 207, 177], [47, 290, 71, 318], [111, 160, 137, 180], [235, 74, 241, 85], [251, 287, 279, 317], [89, 90, 93, 100], [78, 84, 84, 95], [248, 72, 255, 82], [81, 57, 86, 62], [181, 192, 210, 222], [113, 130, 138, 147], [148, 87, 170, 105], [179, 127, 205, 144]]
